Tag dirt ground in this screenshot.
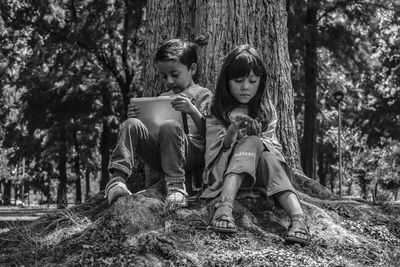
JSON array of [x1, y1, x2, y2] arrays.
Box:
[[0, 192, 399, 266]]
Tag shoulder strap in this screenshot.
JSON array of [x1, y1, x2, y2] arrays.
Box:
[[181, 113, 189, 134]]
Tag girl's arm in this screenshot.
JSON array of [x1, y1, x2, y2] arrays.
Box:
[[259, 107, 283, 153], [223, 113, 251, 148], [223, 124, 239, 148]]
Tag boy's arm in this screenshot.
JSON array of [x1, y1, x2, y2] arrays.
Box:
[[171, 91, 213, 137], [171, 95, 207, 136], [188, 107, 206, 136]]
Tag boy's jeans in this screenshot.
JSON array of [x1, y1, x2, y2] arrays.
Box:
[[108, 118, 201, 185]]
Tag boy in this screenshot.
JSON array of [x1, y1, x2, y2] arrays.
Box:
[[105, 39, 212, 207]]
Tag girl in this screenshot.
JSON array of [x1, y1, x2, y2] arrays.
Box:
[[201, 45, 310, 245], [106, 39, 213, 207]]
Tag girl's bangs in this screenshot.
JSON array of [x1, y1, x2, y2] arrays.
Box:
[[227, 53, 264, 79]]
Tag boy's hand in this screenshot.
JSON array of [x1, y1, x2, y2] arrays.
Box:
[[127, 103, 140, 118], [171, 94, 196, 114]]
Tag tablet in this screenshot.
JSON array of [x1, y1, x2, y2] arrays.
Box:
[[130, 96, 187, 139]]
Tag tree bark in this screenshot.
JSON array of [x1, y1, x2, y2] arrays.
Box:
[[56, 129, 68, 209], [99, 83, 118, 191], [85, 167, 91, 201], [301, 0, 319, 178], [142, 0, 334, 198], [145, 0, 302, 168], [73, 129, 82, 204], [318, 143, 327, 186], [3, 179, 11, 205]]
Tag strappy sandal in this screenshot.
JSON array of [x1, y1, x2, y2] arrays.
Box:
[[284, 214, 311, 245], [211, 196, 237, 233]]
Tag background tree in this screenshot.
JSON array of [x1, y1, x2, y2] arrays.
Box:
[[0, 0, 146, 206], [287, 0, 400, 195]]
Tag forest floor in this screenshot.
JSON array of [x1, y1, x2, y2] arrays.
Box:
[[0, 206, 57, 229], [0, 191, 399, 267]]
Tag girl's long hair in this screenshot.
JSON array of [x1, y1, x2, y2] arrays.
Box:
[[211, 44, 274, 129]]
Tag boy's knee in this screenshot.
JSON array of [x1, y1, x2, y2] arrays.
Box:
[[121, 118, 145, 132], [159, 120, 181, 136]]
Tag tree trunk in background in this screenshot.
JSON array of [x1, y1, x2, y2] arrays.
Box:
[[99, 83, 118, 191], [100, 118, 111, 191], [56, 129, 68, 209], [301, 0, 319, 178], [73, 129, 82, 204], [318, 143, 326, 186], [330, 174, 335, 193], [3, 180, 11, 205], [142, 0, 334, 198], [85, 167, 91, 201]]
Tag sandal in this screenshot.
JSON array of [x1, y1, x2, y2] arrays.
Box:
[[212, 196, 237, 233], [284, 214, 311, 245]]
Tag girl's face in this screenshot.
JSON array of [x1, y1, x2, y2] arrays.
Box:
[[156, 60, 196, 94], [228, 70, 260, 104]]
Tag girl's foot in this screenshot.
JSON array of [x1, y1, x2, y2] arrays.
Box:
[[212, 196, 237, 233], [284, 214, 311, 245]]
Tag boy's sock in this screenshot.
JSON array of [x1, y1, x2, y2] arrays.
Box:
[[166, 181, 188, 207], [105, 173, 132, 205]]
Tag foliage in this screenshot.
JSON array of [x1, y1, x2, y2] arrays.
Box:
[[288, 0, 400, 190], [0, 0, 145, 204], [338, 128, 400, 200]]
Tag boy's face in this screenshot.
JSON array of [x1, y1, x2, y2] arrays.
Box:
[[156, 60, 196, 94]]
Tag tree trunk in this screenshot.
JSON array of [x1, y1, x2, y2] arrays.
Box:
[[145, 0, 304, 168], [301, 0, 319, 178], [3, 179, 11, 205], [318, 144, 326, 186], [100, 118, 111, 191], [99, 84, 118, 191], [330, 173, 335, 193], [143, 0, 333, 198], [73, 129, 82, 204], [56, 130, 68, 209], [85, 167, 91, 201]]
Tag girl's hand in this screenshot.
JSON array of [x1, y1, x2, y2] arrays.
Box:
[[229, 112, 252, 130], [127, 103, 140, 118], [171, 94, 196, 114], [246, 119, 262, 136]]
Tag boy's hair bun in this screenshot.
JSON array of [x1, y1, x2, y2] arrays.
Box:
[[194, 34, 209, 46]]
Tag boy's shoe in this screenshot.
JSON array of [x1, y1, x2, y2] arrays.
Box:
[[105, 180, 132, 205], [166, 183, 188, 207]]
